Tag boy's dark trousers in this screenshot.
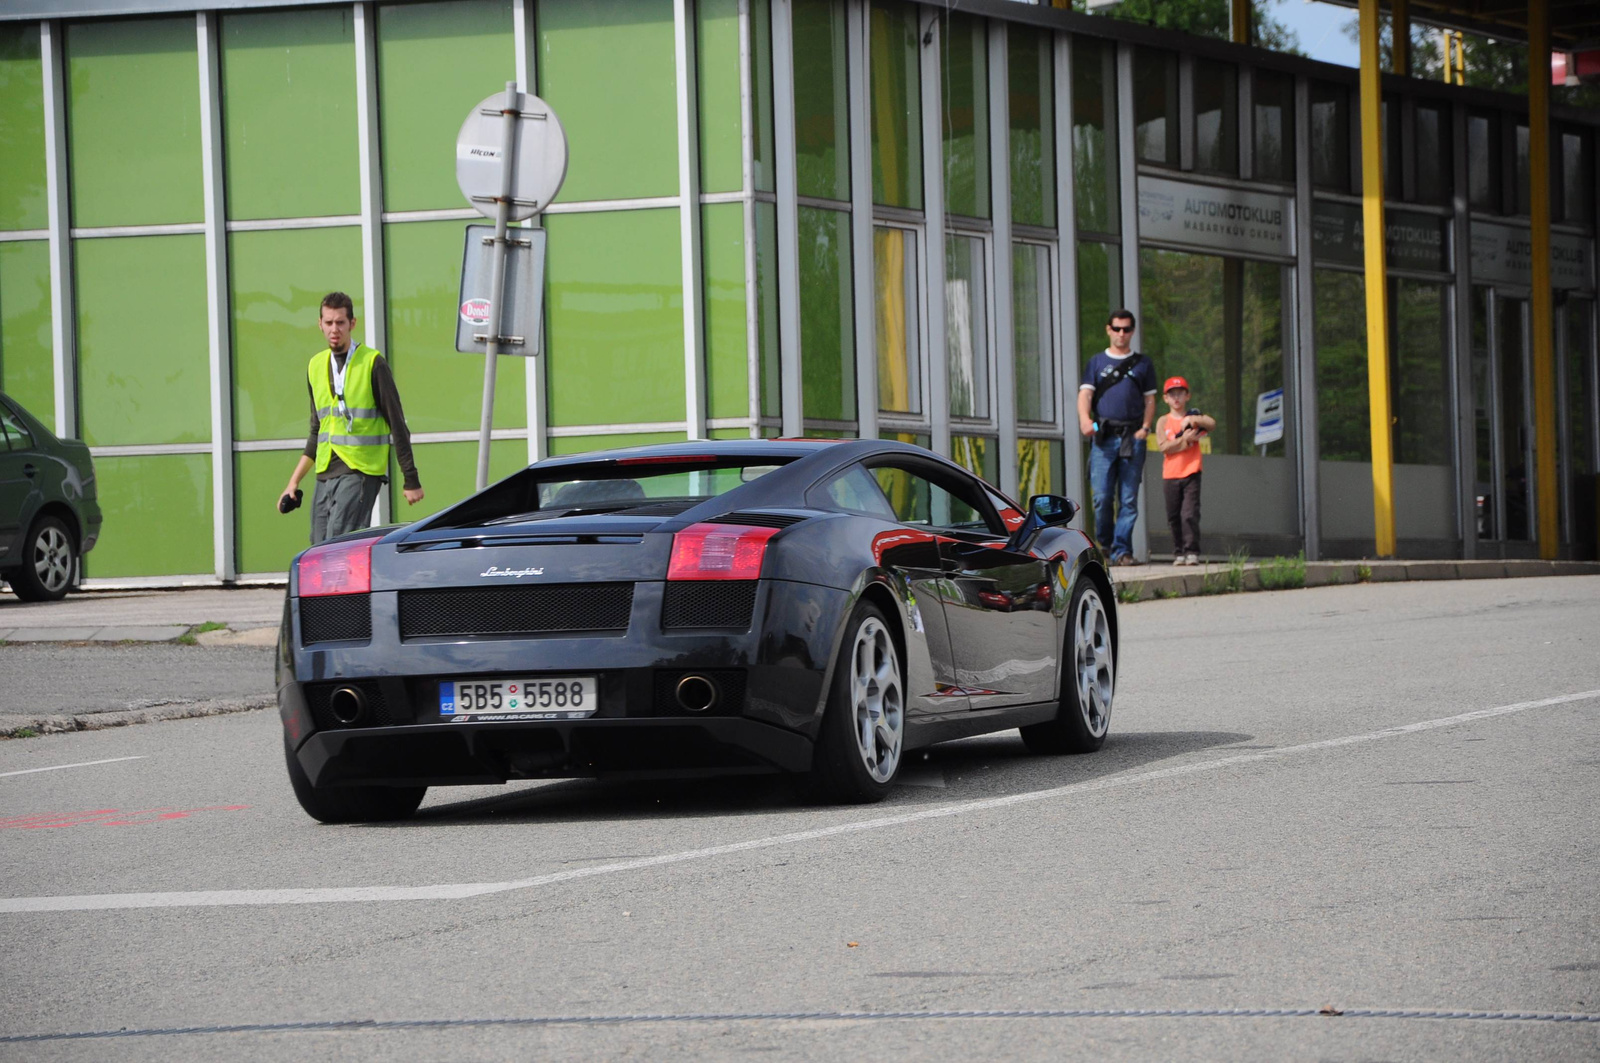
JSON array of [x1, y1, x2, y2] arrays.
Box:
[[1164, 472, 1201, 555]]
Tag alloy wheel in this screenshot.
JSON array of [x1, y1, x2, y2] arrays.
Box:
[[33, 525, 73, 595], [1073, 587, 1113, 737], [849, 617, 904, 782]]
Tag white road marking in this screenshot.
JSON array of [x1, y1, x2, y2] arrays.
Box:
[[0, 756, 144, 780], [4, 690, 1597, 914]]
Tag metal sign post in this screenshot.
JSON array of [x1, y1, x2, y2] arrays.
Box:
[[455, 84, 568, 491]]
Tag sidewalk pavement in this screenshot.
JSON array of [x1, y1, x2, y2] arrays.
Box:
[[0, 587, 285, 646], [1109, 556, 1600, 601]]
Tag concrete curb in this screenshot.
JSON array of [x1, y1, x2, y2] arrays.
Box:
[[1113, 558, 1600, 602], [0, 696, 274, 739], [0, 623, 278, 646]]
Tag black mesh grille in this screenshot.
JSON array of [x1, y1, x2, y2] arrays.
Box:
[[304, 680, 392, 730], [661, 580, 757, 629], [300, 594, 372, 644], [398, 583, 634, 638], [651, 669, 748, 716], [708, 511, 808, 529]]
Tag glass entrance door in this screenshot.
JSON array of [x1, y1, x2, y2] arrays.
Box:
[[1471, 288, 1533, 544]]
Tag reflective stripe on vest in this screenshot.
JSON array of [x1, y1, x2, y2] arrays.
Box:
[[309, 345, 391, 478]]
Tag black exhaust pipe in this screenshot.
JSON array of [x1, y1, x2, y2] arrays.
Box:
[[329, 686, 367, 725], [675, 675, 719, 713]]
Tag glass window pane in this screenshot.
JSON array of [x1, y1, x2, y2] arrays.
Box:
[[1561, 130, 1592, 225], [870, 0, 922, 210], [1393, 280, 1450, 466], [88, 455, 211, 577], [76, 235, 209, 447], [1310, 81, 1350, 193], [941, 12, 989, 219], [946, 233, 989, 419], [875, 226, 920, 415], [1515, 123, 1530, 216], [1470, 287, 1493, 539], [702, 202, 749, 421], [538, 0, 680, 202], [67, 18, 202, 227], [1498, 295, 1530, 540], [697, 0, 744, 195], [1013, 242, 1053, 423], [545, 209, 684, 427], [1252, 70, 1294, 184], [799, 205, 856, 423], [1008, 26, 1053, 228], [1413, 104, 1450, 205], [1071, 37, 1118, 235], [221, 9, 359, 221], [1017, 437, 1063, 502], [229, 227, 364, 442], [0, 240, 53, 428], [0, 24, 47, 232], [1192, 59, 1237, 177], [750, 0, 775, 194], [949, 434, 996, 489], [235, 451, 309, 574], [793, 0, 850, 202], [756, 201, 781, 421], [1076, 239, 1120, 369], [1314, 268, 1369, 461], [1133, 47, 1177, 166], [1467, 112, 1497, 211]]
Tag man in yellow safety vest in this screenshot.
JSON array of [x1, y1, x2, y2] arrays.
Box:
[[278, 292, 424, 543]]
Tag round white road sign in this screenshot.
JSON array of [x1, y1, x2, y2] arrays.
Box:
[[455, 89, 568, 221]]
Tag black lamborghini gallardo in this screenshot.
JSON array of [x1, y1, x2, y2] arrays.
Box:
[[278, 439, 1118, 822]]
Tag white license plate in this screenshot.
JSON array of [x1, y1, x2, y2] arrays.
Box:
[[440, 677, 598, 720]]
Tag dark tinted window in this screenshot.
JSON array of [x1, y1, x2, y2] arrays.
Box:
[[1310, 82, 1349, 192], [870, 462, 999, 533], [1133, 48, 1178, 165], [1467, 111, 1498, 211], [1252, 70, 1294, 182], [1193, 59, 1237, 176], [0, 405, 33, 451], [1413, 104, 1450, 204]]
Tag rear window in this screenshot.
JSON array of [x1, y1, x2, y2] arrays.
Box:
[[538, 464, 782, 510]]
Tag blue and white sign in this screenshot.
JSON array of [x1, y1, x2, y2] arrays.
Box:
[[1254, 388, 1285, 447], [439, 681, 457, 715]]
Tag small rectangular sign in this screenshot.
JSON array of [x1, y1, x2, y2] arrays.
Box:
[[1254, 388, 1285, 447], [1310, 201, 1449, 273], [1137, 176, 1294, 259], [1469, 220, 1593, 290], [456, 225, 547, 355]]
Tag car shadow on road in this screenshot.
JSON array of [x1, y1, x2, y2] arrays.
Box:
[[403, 728, 1256, 828]]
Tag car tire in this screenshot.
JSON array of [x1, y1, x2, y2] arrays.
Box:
[[11, 515, 76, 602], [805, 601, 905, 804], [284, 738, 426, 824], [1020, 576, 1114, 755]]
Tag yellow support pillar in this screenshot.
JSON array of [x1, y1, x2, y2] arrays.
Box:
[[1529, 0, 1559, 559], [1231, 0, 1250, 45], [1392, 0, 1410, 75], [1359, 0, 1397, 557]]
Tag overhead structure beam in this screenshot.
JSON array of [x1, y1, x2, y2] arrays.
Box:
[[1358, 0, 1397, 557], [1528, 0, 1557, 559], [1230, 0, 1250, 45], [1392, 0, 1411, 76]]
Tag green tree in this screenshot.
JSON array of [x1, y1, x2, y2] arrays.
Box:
[[1075, 0, 1303, 55]]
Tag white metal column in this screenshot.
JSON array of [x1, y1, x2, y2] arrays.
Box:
[[739, 0, 761, 438], [514, 0, 547, 462], [847, 0, 877, 439], [1114, 41, 1146, 561], [674, 0, 707, 440], [771, 0, 802, 436], [988, 22, 1017, 496], [1053, 30, 1085, 510], [920, 10, 949, 458], [1292, 75, 1320, 560], [197, 12, 235, 581], [353, 2, 390, 522], [40, 20, 76, 441]]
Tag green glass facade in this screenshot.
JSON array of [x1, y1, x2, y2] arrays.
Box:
[[0, 1, 1595, 585]]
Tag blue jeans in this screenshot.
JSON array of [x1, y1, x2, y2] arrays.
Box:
[[1087, 433, 1147, 560]]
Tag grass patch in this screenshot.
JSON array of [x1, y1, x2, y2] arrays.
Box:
[[10, 728, 39, 739], [1116, 582, 1144, 605], [191, 621, 228, 635], [1259, 552, 1307, 591], [1151, 587, 1181, 599], [176, 634, 197, 645], [1355, 562, 1373, 583]]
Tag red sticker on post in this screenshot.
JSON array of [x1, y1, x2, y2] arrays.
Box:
[[460, 298, 492, 326]]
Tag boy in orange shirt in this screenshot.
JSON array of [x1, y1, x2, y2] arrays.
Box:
[[1155, 376, 1215, 566]]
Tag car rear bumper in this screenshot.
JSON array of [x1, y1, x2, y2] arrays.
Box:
[[293, 715, 815, 786]]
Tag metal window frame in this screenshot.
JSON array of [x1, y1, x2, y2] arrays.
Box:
[[848, 0, 876, 440], [1450, 100, 1477, 558], [352, 0, 389, 524], [197, 10, 234, 581], [674, 0, 707, 441], [988, 19, 1016, 495], [1293, 74, 1320, 560], [945, 223, 997, 434], [1011, 233, 1061, 435], [739, 0, 761, 439], [919, 8, 950, 459], [771, 0, 802, 436], [871, 217, 930, 428], [1114, 39, 1146, 562], [1054, 29, 1084, 508], [40, 20, 76, 442]]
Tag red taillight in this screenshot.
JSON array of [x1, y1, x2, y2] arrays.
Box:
[[298, 539, 373, 596], [668, 523, 779, 580]]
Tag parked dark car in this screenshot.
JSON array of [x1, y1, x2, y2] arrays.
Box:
[[277, 439, 1118, 822], [0, 392, 101, 602]]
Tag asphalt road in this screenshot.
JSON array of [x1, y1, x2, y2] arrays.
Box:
[[0, 643, 274, 716], [2, 577, 1597, 1061]]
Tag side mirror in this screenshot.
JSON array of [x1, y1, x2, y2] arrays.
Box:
[[1006, 494, 1078, 552]]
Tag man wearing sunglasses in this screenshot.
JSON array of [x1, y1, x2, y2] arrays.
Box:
[[1077, 309, 1157, 566]]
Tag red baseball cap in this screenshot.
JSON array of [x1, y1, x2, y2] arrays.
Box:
[[1163, 376, 1189, 393]]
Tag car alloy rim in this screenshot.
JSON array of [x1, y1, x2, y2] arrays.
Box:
[[33, 525, 72, 594], [1074, 587, 1113, 737], [850, 616, 904, 783]]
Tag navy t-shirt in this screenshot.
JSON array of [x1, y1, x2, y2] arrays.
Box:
[[1079, 351, 1158, 423]]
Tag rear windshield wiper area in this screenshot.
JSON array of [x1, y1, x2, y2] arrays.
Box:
[[468, 498, 703, 527]]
